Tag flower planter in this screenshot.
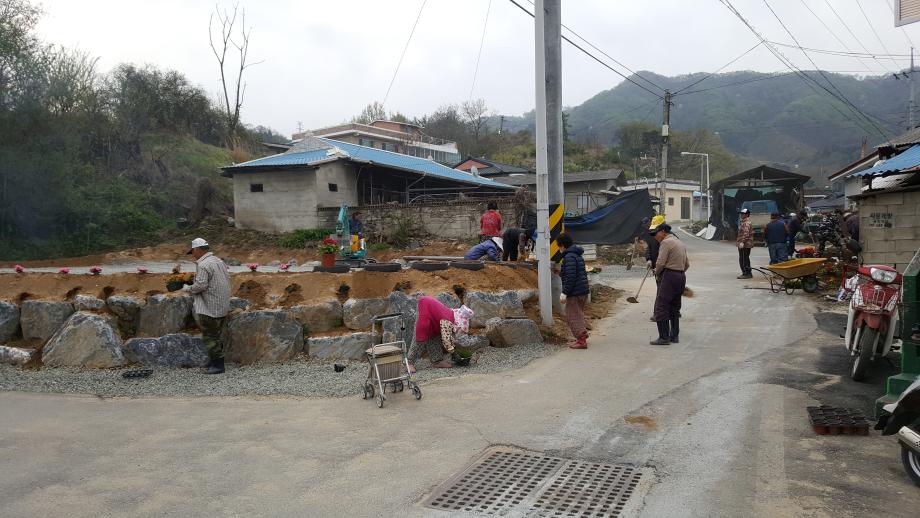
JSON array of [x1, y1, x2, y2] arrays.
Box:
[[321, 253, 337, 268]]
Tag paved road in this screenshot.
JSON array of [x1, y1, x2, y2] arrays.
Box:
[[1, 235, 918, 517]]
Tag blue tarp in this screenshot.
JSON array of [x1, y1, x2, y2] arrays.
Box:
[[563, 190, 655, 245], [849, 144, 920, 177]]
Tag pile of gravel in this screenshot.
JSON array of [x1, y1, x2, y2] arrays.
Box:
[[0, 342, 561, 398]]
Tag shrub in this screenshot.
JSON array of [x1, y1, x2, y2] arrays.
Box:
[[278, 228, 332, 249], [369, 242, 391, 251]]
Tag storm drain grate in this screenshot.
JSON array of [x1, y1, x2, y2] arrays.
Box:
[[423, 449, 646, 517]]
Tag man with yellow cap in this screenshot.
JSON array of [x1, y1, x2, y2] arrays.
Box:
[[643, 215, 666, 270]]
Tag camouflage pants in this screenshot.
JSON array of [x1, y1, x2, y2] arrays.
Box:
[[198, 315, 226, 360]]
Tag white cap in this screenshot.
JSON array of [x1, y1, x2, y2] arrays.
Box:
[[789, 212, 797, 217], [187, 237, 209, 254], [491, 236, 504, 250], [739, 208, 750, 214]]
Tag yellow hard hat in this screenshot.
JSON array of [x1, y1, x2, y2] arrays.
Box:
[[649, 215, 665, 229]]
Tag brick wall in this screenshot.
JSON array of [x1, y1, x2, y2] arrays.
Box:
[[341, 197, 529, 242], [857, 189, 920, 269]]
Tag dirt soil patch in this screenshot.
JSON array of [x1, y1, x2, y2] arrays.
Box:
[[525, 283, 621, 343], [0, 265, 537, 308]]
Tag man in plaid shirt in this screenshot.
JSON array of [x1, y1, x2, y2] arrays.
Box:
[[736, 208, 753, 279], [186, 238, 231, 374]]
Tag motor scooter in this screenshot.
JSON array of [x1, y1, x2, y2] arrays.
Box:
[[876, 377, 920, 487], [843, 264, 902, 381]]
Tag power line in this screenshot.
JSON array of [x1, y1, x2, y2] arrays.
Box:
[[766, 40, 911, 59], [763, 0, 880, 124], [719, 0, 889, 139], [854, 0, 902, 71], [469, 0, 493, 102], [505, 0, 663, 99], [798, 0, 876, 74], [522, 0, 666, 94], [673, 42, 763, 95], [762, 0, 892, 138], [678, 71, 795, 95], [382, 0, 427, 107], [822, 0, 894, 73]]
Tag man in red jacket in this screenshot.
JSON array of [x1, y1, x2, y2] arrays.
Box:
[[479, 201, 502, 241]]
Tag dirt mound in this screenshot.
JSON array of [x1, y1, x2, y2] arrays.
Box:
[[0, 265, 537, 309]]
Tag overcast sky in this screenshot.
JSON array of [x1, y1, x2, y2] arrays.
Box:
[[35, 0, 920, 135]]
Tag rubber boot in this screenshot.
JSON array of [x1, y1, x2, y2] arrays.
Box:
[[669, 317, 680, 344], [649, 321, 670, 345], [206, 357, 225, 374]]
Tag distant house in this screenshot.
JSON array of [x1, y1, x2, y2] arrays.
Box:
[[620, 179, 701, 222], [493, 169, 626, 215], [828, 126, 920, 209], [291, 120, 461, 165], [221, 137, 515, 233], [453, 157, 533, 178]]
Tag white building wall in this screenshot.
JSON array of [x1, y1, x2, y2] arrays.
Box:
[[232, 161, 358, 233]]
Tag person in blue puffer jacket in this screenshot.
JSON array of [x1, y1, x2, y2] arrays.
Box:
[[463, 236, 503, 261], [558, 233, 590, 349]]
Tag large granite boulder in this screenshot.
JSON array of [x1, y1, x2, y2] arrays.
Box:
[[306, 332, 377, 360], [515, 289, 539, 304], [229, 297, 251, 311], [342, 298, 390, 330], [225, 311, 303, 364], [136, 294, 192, 337], [21, 300, 75, 342], [0, 345, 33, 366], [0, 300, 20, 343], [106, 295, 142, 322], [73, 295, 105, 311], [485, 317, 543, 348], [382, 291, 419, 345], [465, 291, 525, 328], [455, 333, 490, 352], [42, 312, 124, 368], [435, 292, 462, 309], [288, 300, 343, 333], [123, 333, 209, 368]]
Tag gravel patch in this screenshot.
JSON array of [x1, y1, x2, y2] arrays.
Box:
[[0, 342, 561, 398]]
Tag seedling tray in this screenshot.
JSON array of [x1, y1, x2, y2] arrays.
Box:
[[807, 406, 870, 435]]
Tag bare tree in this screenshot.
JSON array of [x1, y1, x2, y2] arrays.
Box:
[[461, 98, 489, 145], [209, 2, 260, 146]]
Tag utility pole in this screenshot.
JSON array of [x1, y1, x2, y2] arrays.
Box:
[[910, 47, 915, 130], [659, 90, 671, 217], [534, 0, 563, 325]]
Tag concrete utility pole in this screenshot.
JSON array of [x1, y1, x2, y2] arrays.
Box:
[[534, 0, 564, 325], [660, 90, 671, 217]]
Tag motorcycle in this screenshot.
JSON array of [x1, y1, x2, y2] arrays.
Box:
[[876, 377, 920, 487], [843, 264, 902, 381]]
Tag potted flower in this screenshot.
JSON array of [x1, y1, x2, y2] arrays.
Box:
[[319, 238, 340, 268], [247, 263, 259, 272], [89, 266, 102, 275], [14, 264, 24, 273]]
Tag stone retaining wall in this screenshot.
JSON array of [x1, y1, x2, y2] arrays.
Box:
[[0, 288, 542, 368], [317, 196, 530, 242]]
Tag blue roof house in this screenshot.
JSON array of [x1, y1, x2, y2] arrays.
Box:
[[221, 137, 516, 233]]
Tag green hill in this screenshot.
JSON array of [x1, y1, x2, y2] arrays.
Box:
[[503, 70, 913, 181]]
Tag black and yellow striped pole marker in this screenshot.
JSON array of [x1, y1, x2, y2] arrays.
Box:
[[549, 202, 564, 262]]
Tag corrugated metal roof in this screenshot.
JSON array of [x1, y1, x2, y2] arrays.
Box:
[[850, 144, 920, 177], [228, 148, 335, 168], [494, 169, 623, 186], [877, 126, 920, 149], [223, 138, 515, 189]]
